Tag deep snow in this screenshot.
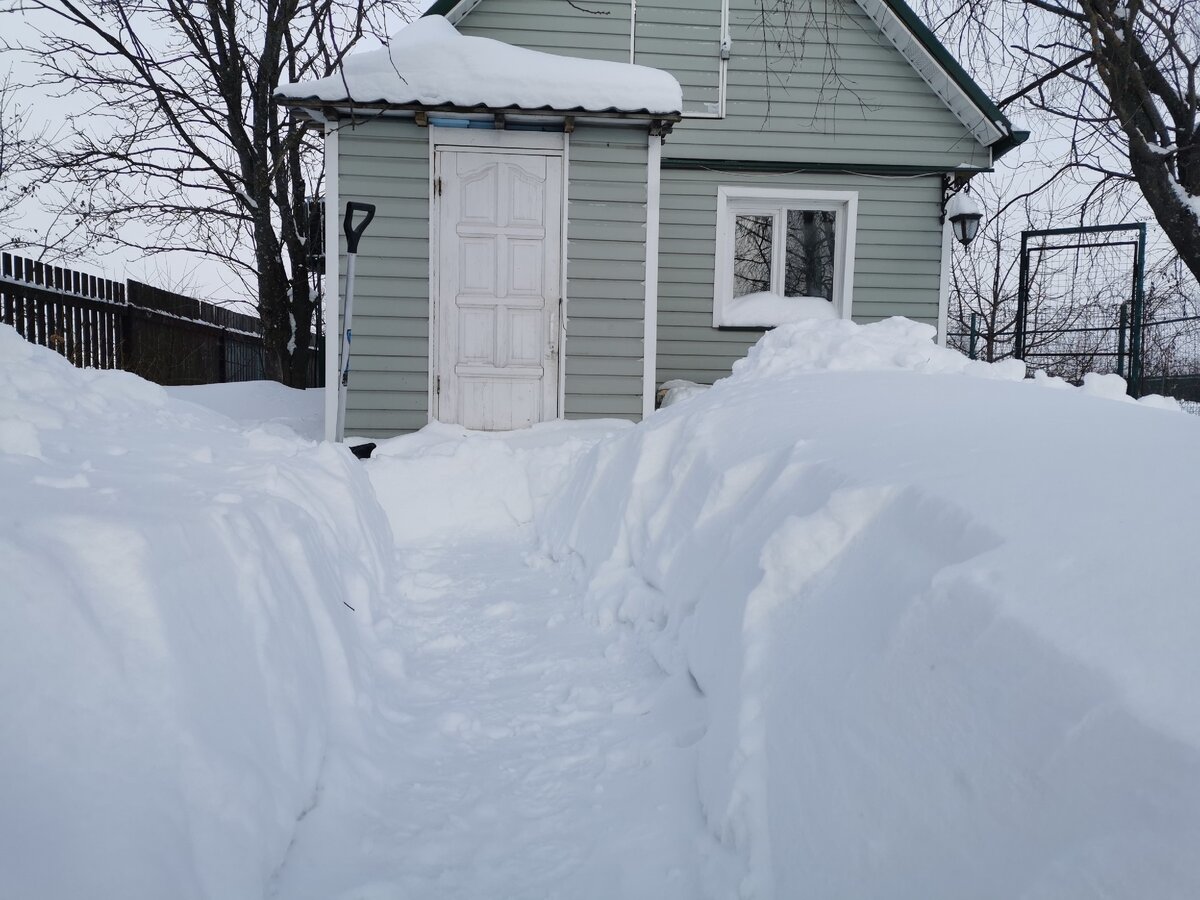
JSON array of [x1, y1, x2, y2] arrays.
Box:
[[3, 318, 1200, 899], [0, 326, 395, 899], [543, 318, 1200, 898], [277, 16, 683, 115]]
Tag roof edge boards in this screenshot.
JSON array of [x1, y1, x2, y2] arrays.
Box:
[[662, 157, 993, 176], [854, 0, 1018, 153], [276, 96, 681, 124], [423, 0, 474, 21]]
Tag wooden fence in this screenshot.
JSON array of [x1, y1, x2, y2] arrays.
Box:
[[0, 252, 323, 387]]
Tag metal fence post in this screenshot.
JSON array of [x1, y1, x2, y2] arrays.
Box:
[[1116, 302, 1128, 379], [1015, 231, 1030, 360], [1128, 223, 1147, 397]]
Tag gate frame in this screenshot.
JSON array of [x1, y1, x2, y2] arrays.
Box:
[[1016, 222, 1147, 394]]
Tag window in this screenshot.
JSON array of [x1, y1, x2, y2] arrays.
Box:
[[713, 187, 858, 328]]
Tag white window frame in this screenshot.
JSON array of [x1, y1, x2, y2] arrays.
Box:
[[712, 186, 858, 328]]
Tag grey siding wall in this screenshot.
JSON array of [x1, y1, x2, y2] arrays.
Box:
[[564, 126, 648, 420], [660, 0, 992, 168], [633, 0, 722, 115], [337, 118, 430, 439], [454, 0, 630, 61], [656, 168, 944, 385], [456, 0, 991, 169]]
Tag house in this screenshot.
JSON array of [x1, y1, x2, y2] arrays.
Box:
[[276, 0, 1025, 440]]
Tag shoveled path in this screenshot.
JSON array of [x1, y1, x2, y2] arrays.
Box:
[[269, 533, 718, 900]]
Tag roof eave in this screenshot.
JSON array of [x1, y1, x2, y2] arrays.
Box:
[[274, 94, 682, 123], [990, 128, 1031, 162], [857, 0, 1027, 151]]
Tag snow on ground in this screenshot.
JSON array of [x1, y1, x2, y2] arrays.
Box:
[[4, 316, 1200, 899], [0, 326, 395, 899], [271, 418, 739, 898], [166, 381, 324, 440], [543, 318, 1200, 898]]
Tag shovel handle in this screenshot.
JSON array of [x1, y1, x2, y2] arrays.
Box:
[[343, 202, 376, 255]]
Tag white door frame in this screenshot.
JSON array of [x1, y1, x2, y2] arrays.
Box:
[[428, 126, 568, 427]]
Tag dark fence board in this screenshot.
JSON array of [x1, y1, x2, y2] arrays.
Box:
[[0, 251, 322, 388]]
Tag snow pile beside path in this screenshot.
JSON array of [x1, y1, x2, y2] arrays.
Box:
[[367, 420, 630, 546], [542, 318, 1200, 897], [0, 326, 395, 900], [732, 316, 1027, 380], [167, 380, 324, 440]]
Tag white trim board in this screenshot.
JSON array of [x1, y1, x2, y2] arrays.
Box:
[[937, 215, 952, 347], [559, 132, 570, 420], [643, 132, 661, 418], [323, 123, 340, 442], [429, 126, 566, 153]]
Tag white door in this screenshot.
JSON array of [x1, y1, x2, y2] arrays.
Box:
[[434, 148, 563, 430]]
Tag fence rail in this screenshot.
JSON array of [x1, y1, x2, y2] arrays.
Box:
[[948, 306, 1200, 402], [1, 252, 323, 388]]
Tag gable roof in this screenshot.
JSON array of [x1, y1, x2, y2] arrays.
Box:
[[425, 0, 1028, 160]]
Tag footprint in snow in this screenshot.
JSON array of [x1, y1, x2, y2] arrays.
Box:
[[482, 601, 517, 619], [421, 634, 468, 653]]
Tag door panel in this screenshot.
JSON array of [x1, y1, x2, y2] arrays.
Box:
[[435, 148, 563, 430]]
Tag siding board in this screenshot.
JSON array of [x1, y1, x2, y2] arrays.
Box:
[[654, 169, 944, 387], [337, 121, 430, 439], [565, 126, 649, 421]]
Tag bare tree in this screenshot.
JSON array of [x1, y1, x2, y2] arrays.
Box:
[[925, 0, 1200, 289], [0, 73, 41, 250], [8, 0, 410, 385]]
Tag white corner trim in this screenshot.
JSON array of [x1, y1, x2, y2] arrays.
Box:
[[712, 186, 858, 328], [937, 215, 952, 347], [559, 132, 570, 420], [643, 133, 662, 419], [427, 126, 439, 424], [841, 194, 859, 322], [323, 123, 340, 443]]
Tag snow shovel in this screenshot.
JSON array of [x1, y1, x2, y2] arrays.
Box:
[[335, 201, 376, 456]]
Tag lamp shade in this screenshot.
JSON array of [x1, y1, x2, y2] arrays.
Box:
[[945, 191, 983, 247]]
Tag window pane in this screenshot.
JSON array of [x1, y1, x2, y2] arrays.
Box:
[[733, 214, 774, 297], [784, 209, 837, 301]]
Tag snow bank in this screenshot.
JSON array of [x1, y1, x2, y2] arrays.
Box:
[[0, 326, 395, 900], [734, 315, 1029, 380], [542, 317, 1200, 897], [167, 381, 324, 441], [277, 16, 683, 115], [367, 419, 630, 546]]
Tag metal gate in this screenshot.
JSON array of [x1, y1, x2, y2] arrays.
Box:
[[1015, 223, 1146, 393]]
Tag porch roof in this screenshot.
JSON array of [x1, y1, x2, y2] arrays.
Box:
[[275, 16, 683, 121]]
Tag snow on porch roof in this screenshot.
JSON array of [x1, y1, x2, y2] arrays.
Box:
[[275, 16, 683, 118]]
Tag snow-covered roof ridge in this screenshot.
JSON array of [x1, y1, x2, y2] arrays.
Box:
[[276, 16, 683, 117]]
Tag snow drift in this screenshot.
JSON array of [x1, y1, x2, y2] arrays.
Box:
[[0, 326, 395, 900], [542, 317, 1200, 898]]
